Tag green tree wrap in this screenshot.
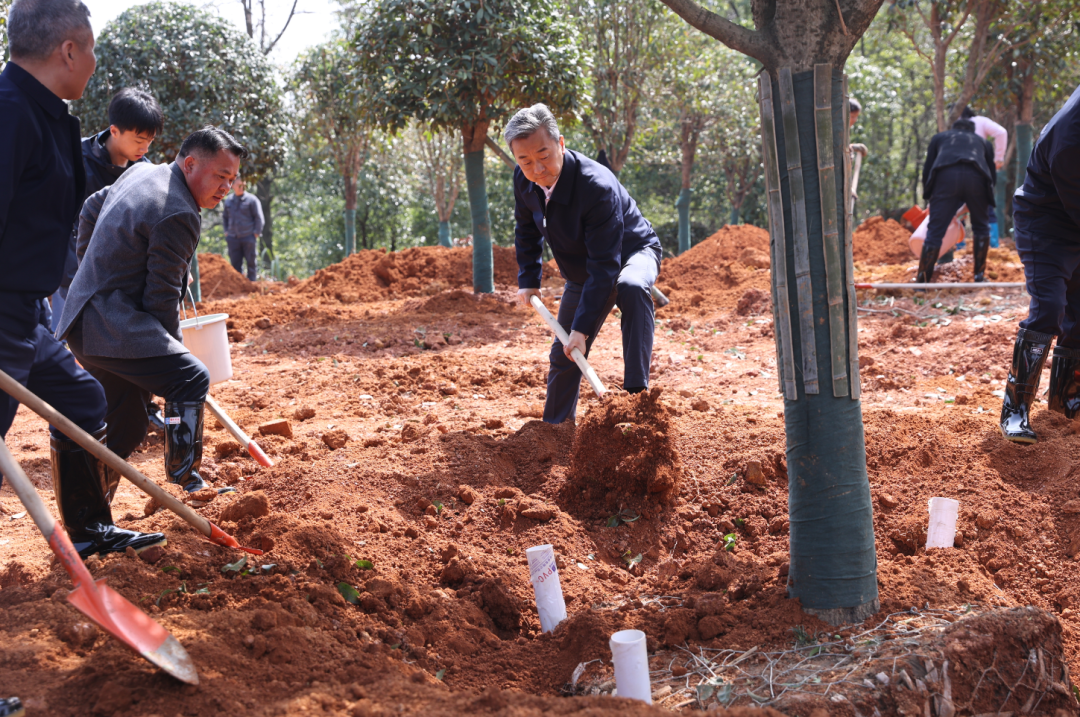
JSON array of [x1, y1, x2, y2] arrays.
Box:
[[438, 220, 452, 248], [189, 254, 201, 303], [676, 188, 692, 254], [1016, 122, 1034, 191], [995, 167, 1009, 237], [465, 150, 494, 293], [730, 205, 741, 226], [344, 209, 356, 256], [772, 70, 877, 613]]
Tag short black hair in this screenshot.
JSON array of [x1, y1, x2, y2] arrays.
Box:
[[108, 88, 164, 136], [961, 106, 976, 119], [849, 97, 862, 114], [177, 126, 249, 161], [8, 0, 92, 60]]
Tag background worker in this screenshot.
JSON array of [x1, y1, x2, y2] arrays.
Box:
[[1000, 84, 1080, 444], [507, 103, 662, 424], [916, 115, 996, 283], [57, 127, 247, 493], [848, 97, 867, 211], [0, 0, 165, 562], [221, 177, 264, 281]]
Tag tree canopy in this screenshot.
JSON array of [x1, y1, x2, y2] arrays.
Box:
[[73, 1, 286, 181]]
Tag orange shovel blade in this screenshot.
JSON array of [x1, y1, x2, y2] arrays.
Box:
[[67, 579, 199, 685]]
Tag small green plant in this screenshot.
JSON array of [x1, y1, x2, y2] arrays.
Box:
[[161, 565, 180, 574], [222, 557, 247, 573], [338, 583, 361, 605], [432, 500, 444, 514], [734, 517, 746, 527], [354, 559, 374, 570], [722, 533, 737, 551], [506, 547, 515, 555], [498, 498, 506, 506], [435, 668, 446, 681], [791, 625, 816, 647], [621, 549, 642, 567], [606, 509, 641, 528]]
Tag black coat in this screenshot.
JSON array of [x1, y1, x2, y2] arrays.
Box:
[[922, 119, 997, 204], [1014, 83, 1080, 242]]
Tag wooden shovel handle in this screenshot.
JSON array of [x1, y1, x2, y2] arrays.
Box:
[[205, 396, 273, 467], [0, 368, 215, 540], [529, 295, 606, 398]]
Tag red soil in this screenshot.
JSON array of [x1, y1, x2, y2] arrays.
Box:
[[0, 237, 1073, 715], [852, 216, 913, 265], [197, 252, 256, 299]]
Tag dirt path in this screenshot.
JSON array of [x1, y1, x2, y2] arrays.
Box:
[[2, 232, 1075, 716]]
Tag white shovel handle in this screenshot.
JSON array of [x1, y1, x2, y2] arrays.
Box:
[[205, 396, 273, 467], [529, 295, 606, 398]]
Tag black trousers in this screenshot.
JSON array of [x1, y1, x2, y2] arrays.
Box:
[[1017, 230, 1080, 348], [925, 164, 992, 248], [67, 328, 210, 460], [227, 235, 258, 281]]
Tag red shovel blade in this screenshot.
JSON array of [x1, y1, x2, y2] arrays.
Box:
[[48, 530, 199, 684], [247, 441, 273, 467]]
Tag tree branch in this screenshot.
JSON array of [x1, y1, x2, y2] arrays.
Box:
[[658, 0, 770, 67], [264, 0, 300, 55], [485, 136, 515, 169]]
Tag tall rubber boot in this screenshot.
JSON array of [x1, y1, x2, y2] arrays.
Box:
[[164, 401, 208, 493], [973, 234, 990, 282], [51, 427, 167, 558], [1048, 345, 1080, 419], [1000, 329, 1053, 444], [915, 243, 938, 283], [0, 697, 24, 717]]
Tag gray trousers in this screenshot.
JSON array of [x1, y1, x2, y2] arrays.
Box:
[[227, 235, 258, 281], [544, 247, 660, 424]]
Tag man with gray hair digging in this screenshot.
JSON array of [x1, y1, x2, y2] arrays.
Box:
[[506, 103, 663, 424]]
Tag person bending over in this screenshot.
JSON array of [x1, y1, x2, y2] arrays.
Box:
[[0, 0, 165, 561], [507, 103, 663, 424], [57, 126, 246, 492], [1000, 84, 1080, 444]]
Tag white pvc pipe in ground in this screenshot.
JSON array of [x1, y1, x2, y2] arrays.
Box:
[[926, 497, 960, 549], [609, 629, 652, 704], [526, 544, 567, 633]]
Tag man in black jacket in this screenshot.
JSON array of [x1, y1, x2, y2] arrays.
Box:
[[917, 118, 997, 283], [0, 0, 164, 559], [1000, 84, 1080, 444], [57, 127, 246, 493]]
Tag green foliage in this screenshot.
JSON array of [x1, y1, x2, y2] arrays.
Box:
[[354, 0, 586, 133], [0, 0, 9, 69], [73, 1, 285, 181]]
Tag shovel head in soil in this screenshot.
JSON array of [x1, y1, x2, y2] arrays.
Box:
[[0, 440, 199, 685]]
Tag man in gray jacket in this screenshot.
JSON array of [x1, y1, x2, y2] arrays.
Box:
[[57, 126, 246, 493], [221, 177, 264, 281]]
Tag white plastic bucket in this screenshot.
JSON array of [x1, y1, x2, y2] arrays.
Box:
[[609, 629, 652, 704], [179, 313, 232, 385], [526, 544, 567, 633], [925, 497, 960, 549], [909, 210, 965, 259]]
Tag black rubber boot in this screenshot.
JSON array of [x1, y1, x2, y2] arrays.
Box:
[[164, 401, 208, 493], [915, 243, 938, 283], [973, 234, 990, 282], [1000, 329, 1054, 444], [52, 427, 167, 558], [147, 399, 166, 432], [0, 697, 24, 717], [1048, 345, 1080, 419]]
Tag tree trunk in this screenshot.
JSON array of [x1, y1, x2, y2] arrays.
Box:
[[676, 189, 692, 254], [344, 172, 357, 256], [677, 122, 696, 254], [729, 204, 740, 225], [462, 120, 494, 293], [256, 177, 274, 272], [438, 220, 452, 248], [1015, 63, 1036, 191], [759, 67, 877, 625]]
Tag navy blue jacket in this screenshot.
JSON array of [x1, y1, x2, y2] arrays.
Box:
[[922, 119, 996, 204], [1014, 84, 1080, 243], [513, 149, 661, 335], [0, 62, 85, 336]]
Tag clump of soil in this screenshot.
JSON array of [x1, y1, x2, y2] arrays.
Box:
[[197, 252, 255, 298], [852, 216, 913, 265], [569, 389, 682, 508], [656, 224, 772, 312]]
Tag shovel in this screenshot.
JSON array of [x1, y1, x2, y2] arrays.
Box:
[[205, 396, 273, 468], [529, 295, 606, 398], [0, 369, 263, 556], [0, 439, 199, 684]]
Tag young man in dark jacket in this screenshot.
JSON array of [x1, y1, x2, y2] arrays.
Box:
[[0, 0, 165, 564], [1000, 84, 1080, 444], [57, 127, 246, 493], [506, 104, 663, 424], [916, 118, 997, 283]]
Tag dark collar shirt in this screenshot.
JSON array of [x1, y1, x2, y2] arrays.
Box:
[[0, 62, 85, 335], [82, 129, 151, 198], [513, 149, 661, 335], [921, 118, 996, 203], [1014, 83, 1080, 243], [222, 191, 265, 239]]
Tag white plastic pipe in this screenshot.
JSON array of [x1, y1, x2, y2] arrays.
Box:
[[529, 295, 606, 398], [526, 544, 567, 633], [609, 629, 652, 704], [926, 497, 960, 549]]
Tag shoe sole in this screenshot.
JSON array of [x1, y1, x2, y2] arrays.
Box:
[[999, 425, 1037, 444], [79, 537, 168, 560]]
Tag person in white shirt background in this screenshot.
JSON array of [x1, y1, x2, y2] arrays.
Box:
[[964, 105, 1008, 249]]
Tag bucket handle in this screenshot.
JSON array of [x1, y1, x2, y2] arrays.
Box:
[[182, 287, 202, 328]]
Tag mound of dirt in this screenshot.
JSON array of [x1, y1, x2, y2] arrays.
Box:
[[569, 389, 682, 508], [852, 216, 914, 265], [293, 245, 554, 302], [657, 225, 772, 312], [198, 252, 255, 298]]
